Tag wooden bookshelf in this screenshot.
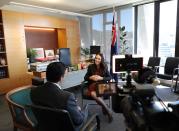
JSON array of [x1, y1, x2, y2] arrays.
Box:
[[0, 10, 9, 79]]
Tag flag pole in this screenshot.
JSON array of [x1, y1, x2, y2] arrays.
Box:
[[110, 6, 118, 82]]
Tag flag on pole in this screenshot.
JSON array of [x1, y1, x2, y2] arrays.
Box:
[[110, 9, 118, 82]]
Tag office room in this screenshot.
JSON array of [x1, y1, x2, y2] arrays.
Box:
[[0, 0, 179, 131]]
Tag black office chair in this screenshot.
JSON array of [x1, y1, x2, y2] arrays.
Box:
[[147, 57, 161, 72], [26, 104, 100, 131], [32, 77, 44, 86], [81, 81, 111, 108], [156, 57, 179, 92]]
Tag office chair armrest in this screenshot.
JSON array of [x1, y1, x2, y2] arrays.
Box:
[[156, 65, 164, 68], [147, 65, 159, 69], [8, 102, 35, 127], [172, 68, 179, 77], [80, 113, 100, 131], [81, 81, 88, 85], [150, 65, 163, 73], [154, 65, 164, 70], [147, 66, 160, 73], [81, 81, 88, 92], [154, 66, 160, 69], [168, 101, 179, 109], [26, 104, 66, 113]]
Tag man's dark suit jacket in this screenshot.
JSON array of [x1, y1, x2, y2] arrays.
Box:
[[30, 82, 85, 126]]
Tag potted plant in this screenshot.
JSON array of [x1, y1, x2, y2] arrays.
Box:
[[119, 26, 129, 80], [119, 26, 128, 55], [80, 47, 90, 59], [27, 48, 37, 63]]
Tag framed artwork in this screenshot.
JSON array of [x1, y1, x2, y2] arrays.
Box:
[[45, 50, 55, 58], [32, 48, 44, 59]]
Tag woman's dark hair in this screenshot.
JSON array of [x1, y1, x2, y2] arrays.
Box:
[[94, 53, 107, 71], [46, 62, 66, 83]]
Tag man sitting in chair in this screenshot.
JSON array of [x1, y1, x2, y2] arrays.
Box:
[[30, 62, 88, 128]]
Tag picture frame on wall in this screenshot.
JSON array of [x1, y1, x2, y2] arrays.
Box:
[[45, 49, 55, 58], [32, 48, 44, 59]]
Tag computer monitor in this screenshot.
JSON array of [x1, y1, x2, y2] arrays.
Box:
[[113, 55, 143, 73], [113, 54, 143, 88], [90, 46, 100, 54]]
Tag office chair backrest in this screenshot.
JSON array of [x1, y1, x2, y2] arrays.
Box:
[[164, 57, 179, 75], [28, 104, 75, 131], [32, 77, 44, 86], [147, 57, 161, 67], [59, 48, 71, 67], [6, 86, 37, 131]]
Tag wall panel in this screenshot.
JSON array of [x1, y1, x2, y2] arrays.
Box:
[[0, 10, 80, 93]]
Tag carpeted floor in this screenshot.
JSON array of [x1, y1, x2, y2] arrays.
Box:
[[0, 86, 126, 131], [0, 96, 13, 131], [0, 84, 179, 131]]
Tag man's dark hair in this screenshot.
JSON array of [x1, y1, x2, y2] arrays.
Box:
[[46, 62, 66, 83]]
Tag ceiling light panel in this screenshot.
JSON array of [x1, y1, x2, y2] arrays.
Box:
[[28, 0, 62, 4], [5, 0, 145, 13], [8, 2, 91, 17]]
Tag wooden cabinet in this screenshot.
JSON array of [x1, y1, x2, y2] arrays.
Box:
[[0, 10, 9, 79]]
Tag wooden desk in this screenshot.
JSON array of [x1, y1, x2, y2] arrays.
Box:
[[61, 69, 87, 89]]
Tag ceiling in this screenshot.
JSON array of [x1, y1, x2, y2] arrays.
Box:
[[0, 0, 150, 17]]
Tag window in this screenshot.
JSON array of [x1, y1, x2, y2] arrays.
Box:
[[104, 24, 112, 62], [119, 8, 133, 54], [91, 7, 134, 63], [106, 12, 113, 23], [92, 14, 103, 46], [158, 0, 177, 65], [137, 3, 154, 64]]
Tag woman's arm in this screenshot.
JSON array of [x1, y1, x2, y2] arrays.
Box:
[[84, 65, 92, 81], [103, 68, 111, 81], [84, 64, 111, 82], [84, 64, 99, 81], [94, 67, 111, 81]]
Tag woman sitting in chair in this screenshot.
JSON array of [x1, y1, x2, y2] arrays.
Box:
[[84, 53, 113, 123]]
